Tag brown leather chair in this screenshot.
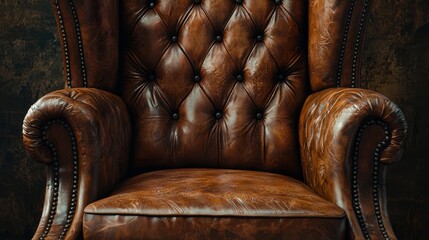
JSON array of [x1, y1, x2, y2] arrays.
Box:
[[23, 0, 407, 239]]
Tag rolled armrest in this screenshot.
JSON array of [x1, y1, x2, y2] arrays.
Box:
[[299, 88, 406, 240], [23, 88, 131, 240]]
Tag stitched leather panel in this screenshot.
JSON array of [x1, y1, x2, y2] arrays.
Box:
[[84, 169, 345, 239], [84, 169, 344, 217], [120, 0, 307, 177], [83, 215, 345, 240], [299, 88, 407, 199], [299, 88, 407, 239], [22, 88, 132, 239]]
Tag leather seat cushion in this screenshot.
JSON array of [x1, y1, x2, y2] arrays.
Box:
[[84, 169, 345, 239]]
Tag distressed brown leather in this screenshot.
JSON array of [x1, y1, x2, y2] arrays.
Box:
[[299, 88, 407, 239], [121, 0, 307, 178], [84, 216, 344, 240], [23, 88, 131, 239], [85, 169, 344, 217], [23, 0, 408, 239], [52, 0, 119, 91], [84, 169, 345, 239], [309, 0, 373, 90]]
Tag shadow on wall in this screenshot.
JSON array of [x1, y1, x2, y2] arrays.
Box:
[[0, 0, 62, 238], [386, 23, 429, 240]]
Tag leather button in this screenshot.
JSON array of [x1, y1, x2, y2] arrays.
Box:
[[148, 75, 155, 81], [172, 113, 179, 120], [215, 112, 222, 119], [236, 0, 242, 4], [171, 36, 178, 42], [256, 35, 263, 42], [275, 0, 282, 5], [149, 2, 155, 8], [278, 74, 284, 81], [194, 0, 201, 4], [256, 113, 263, 120], [216, 35, 222, 42], [194, 75, 201, 82], [236, 74, 243, 81]]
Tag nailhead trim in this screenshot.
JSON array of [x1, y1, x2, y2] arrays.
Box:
[[337, 0, 371, 88], [54, 0, 87, 88], [39, 119, 78, 240], [68, 0, 88, 87], [54, 0, 72, 88], [352, 119, 391, 240], [350, 0, 370, 88], [336, 0, 356, 87]]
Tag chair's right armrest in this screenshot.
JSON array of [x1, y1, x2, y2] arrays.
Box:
[[23, 88, 131, 240], [299, 87, 407, 239]]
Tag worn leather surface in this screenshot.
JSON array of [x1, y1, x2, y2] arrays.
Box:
[[85, 168, 344, 217], [299, 87, 407, 238], [309, 0, 371, 90], [300, 88, 407, 189], [23, 0, 408, 239], [308, 0, 348, 90], [52, 0, 120, 91], [23, 88, 131, 239], [120, 0, 308, 178], [83, 215, 345, 240], [84, 168, 345, 239]]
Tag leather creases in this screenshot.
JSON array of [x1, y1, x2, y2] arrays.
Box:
[[120, 0, 308, 177]]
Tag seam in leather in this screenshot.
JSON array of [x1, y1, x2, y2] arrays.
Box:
[[336, 0, 356, 87], [278, 4, 304, 36], [350, 0, 371, 88], [54, 0, 72, 88], [67, 0, 87, 87]]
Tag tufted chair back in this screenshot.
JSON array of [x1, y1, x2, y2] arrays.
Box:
[[120, 0, 307, 177], [23, 0, 409, 239]]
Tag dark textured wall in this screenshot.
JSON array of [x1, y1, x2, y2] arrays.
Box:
[[0, 0, 62, 239], [0, 0, 427, 239], [361, 0, 429, 239]]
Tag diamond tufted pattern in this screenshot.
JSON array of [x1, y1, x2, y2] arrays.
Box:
[[24, 0, 409, 238], [121, 0, 307, 177]]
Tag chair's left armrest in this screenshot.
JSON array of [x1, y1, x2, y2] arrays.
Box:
[[299, 88, 407, 240], [23, 88, 131, 239]]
